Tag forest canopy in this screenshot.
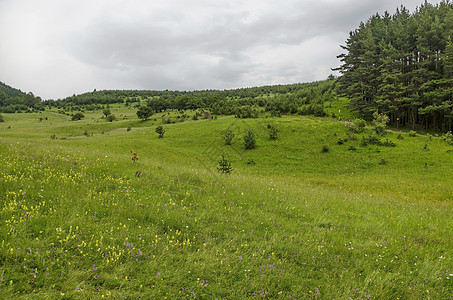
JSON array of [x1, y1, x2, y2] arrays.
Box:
[[335, 0, 453, 131]]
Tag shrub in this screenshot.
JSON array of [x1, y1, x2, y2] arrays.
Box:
[[321, 145, 330, 153], [382, 138, 396, 147], [361, 134, 381, 146], [244, 130, 256, 150], [408, 130, 417, 137], [106, 114, 116, 122], [351, 118, 366, 133], [71, 112, 85, 121], [372, 112, 389, 135], [127, 127, 132, 132], [103, 108, 111, 117], [136, 106, 154, 120], [268, 125, 278, 140], [397, 134, 404, 140], [155, 125, 165, 138], [379, 158, 387, 165], [0, 114, 4, 122], [443, 131, 453, 145], [223, 129, 235, 145], [218, 154, 233, 174], [236, 105, 259, 119], [348, 145, 356, 151]]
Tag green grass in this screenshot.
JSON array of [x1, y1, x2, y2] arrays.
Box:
[[0, 109, 452, 299]]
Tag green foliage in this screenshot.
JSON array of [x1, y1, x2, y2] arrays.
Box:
[[155, 125, 165, 138], [136, 105, 154, 120], [244, 130, 256, 150], [268, 125, 278, 140], [409, 130, 417, 137], [103, 108, 111, 117], [217, 154, 233, 173], [351, 118, 366, 133], [223, 129, 235, 145], [0, 113, 4, 122], [106, 114, 116, 122], [321, 144, 330, 152], [443, 131, 453, 145], [71, 112, 85, 121], [235, 105, 259, 119], [336, 3, 453, 132], [372, 111, 389, 135]]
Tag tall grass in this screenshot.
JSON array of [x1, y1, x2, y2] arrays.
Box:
[[0, 111, 452, 298]]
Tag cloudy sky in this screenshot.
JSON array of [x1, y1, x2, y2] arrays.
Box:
[[0, 0, 441, 99]]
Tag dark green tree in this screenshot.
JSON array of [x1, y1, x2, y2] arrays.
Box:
[[136, 106, 154, 120]]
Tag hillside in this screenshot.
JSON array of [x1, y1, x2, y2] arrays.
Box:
[[0, 81, 42, 113], [0, 105, 452, 298]]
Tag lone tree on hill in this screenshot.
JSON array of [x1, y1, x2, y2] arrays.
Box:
[[155, 125, 165, 138], [137, 106, 154, 121]]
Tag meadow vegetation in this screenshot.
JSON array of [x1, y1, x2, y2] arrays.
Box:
[[0, 103, 452, 299]]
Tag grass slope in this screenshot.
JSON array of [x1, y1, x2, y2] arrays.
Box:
[[0, 109, 452, 299]]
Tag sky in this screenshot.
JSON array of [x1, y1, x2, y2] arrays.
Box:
[[0, 0, 442, 100]]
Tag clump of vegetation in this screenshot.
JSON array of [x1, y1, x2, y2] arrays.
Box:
[[218, 154, 233, 173], [443, 131, 453, 145], [223, 129, 235, 145], [131, 151, 139, 163], [127, 127, 132, 132], [0, 114, 4, 122], [236, 105, 259, 119], [244, 130, 256, 150], [71, 112, 85, 121], [268, 125, 278, 140], [136, 106, 154, 120], [50, 134, 57, 140], [321, 144, 330, 153], [409, 130, 417, 137], [349, 118, 366, 133], [103, 108, 111, 117], [397, 134, 404, 140], [379, 158, 387, 165], [361, 134, 381, 146], [106, 114, 116, 122], [155, 125, 165, 138], [372, 111, 389, 135]]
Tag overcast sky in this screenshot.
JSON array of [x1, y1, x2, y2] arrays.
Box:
[[0, 0, 441, 99]]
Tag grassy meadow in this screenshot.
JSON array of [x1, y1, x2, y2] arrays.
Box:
[[0, 105, 452, 299]]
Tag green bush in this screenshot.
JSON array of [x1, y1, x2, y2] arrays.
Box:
[[321, 144, 330, 153], [106, 114, 116, 122], [136, 106, 154, 120], [408, 130, 417, 137], [443, 131, 453, 145], [155, 125, 165, 138], [0, 114, 4, 122], [351, 118, 366, 133], [244, 130, 256, 150], [71, 112, 85, 121], [223, 129, 235, 145], [268, 125, 278, 140], [218, 154, 233, 174]]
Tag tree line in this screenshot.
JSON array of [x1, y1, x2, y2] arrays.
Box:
[[42, 81, 336, 117], [0, 82, 43, 113], [335, 0, 453, 132]]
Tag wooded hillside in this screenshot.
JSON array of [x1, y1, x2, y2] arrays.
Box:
[[335, 0, 453, 131]]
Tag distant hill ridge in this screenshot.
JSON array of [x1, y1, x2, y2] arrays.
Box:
[[0, 81, 42, 113]]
